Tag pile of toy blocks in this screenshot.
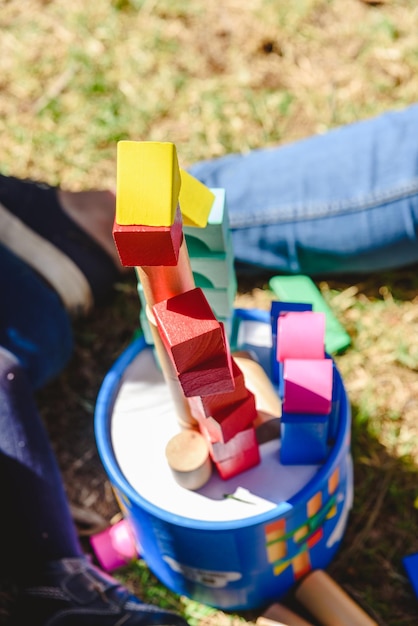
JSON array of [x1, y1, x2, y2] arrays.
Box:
[[113, 140, 340, 486], [271, 301, 337, 465]]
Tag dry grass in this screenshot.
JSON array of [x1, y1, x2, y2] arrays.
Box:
[[2, 0, 418, 624]]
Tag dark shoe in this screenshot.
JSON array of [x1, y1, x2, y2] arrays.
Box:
[[0, 175, 121, 315], [11, 557, 189, 626]]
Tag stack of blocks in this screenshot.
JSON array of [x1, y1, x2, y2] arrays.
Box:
[[271, 303, 335, 465], [113, 140, 260, 483], [138, 172, 236, 345]]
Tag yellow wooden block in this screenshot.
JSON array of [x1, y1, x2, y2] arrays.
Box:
[[179, 168, 215, 228], [116, 141, 181, 227]]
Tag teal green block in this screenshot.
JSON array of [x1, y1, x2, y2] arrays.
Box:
[[195, 272, 237, 319], [184, 188, 230, 253], [187, 240, 235, 289], [269, 275, 351, 355], [137, 281, 147, 308], [139, 308, 154, 345]]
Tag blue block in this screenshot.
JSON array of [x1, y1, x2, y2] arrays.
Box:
[[403, 553, 418, 598], [328, 359, 341, 443], [229, 308, 273, 376], [280, 410, 329, 465]]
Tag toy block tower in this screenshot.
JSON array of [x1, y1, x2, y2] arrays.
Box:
[[113, 140, 261, 485]]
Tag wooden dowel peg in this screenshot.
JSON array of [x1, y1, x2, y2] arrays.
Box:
[[295, 570, 378, 626]]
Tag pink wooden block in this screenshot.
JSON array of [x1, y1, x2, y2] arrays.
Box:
[[282, 358, 333, 415], [277, 311, 325, 361], [90, 520, 138, 572], [152, 287, 226, 374], [206, 426, 258, 463], [112, 205, 183, 267], [214, 430, 260, 480]]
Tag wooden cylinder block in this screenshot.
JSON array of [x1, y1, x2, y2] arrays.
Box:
[[257, 601, 315, 626], [295, 570, 378, 626], [165, 430, 212, 491]]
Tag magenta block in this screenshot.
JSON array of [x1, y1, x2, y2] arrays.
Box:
[[90, 519, 138, 572], [282, 358, 333, 415]]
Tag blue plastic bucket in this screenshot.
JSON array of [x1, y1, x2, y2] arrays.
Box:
[[95, 312, 352, 611]]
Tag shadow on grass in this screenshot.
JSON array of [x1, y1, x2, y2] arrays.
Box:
[[327, 406, 418, 626]]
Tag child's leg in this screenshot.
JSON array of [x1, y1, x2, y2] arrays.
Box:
[[189, 105, 418, 275], [0, 347, 83, 579]]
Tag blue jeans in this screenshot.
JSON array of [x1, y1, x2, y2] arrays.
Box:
[[189, 104, 418, 275], [0, 347, 82, 576]]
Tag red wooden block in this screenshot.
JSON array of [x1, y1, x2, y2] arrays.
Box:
[[112, 205, 183, 267], [204, 391, 257, 443], [152, 287, 226, 374], [179, 353, 235, 398], [214, 431, 260, 480], [188, 359, 248, 419]]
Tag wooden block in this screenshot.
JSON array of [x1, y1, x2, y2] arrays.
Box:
[[188, 359, 248, 419], [152, 287, 226, 374], [186, 240, 235, 288], [270, 301, 312, 383], [145, 305, 197, 427], [113, 205, 183, 267], [277, 311, 325, 362], [136, 238, 195, 306], [165, 430, 212, 491], [179, 169, 215, 228], [178, 352, 235, 398], [194, 271, 237, 319], [282, 358, 333, 415], [116, 141, 181, 227], [139, 307, 154, 345], [270, 274, 351, 355], [280, 410, 329, 465], [206, 426, 258, 463], [178, 323, 234, 398], [257, 602, 315, 626], [214, 431, 260, 480], [184, 188, 231, 252], [295, 569, 378, 626], [205, 391, 258, 443]]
